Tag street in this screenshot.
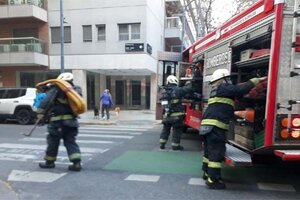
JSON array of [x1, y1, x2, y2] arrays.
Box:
[[0, 119, 300, 200]]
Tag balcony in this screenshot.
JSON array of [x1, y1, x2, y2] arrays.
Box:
[[0, 37, 48, 67], [0, 0, 47, 22], [165, 16, 183, 49]]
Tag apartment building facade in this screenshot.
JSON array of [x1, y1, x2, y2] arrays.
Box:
[[0, 0, 195, 111], [0, 0, 49, 86]]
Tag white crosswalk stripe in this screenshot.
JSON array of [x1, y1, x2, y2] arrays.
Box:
[[0, 143, 109, 154], [0, 125, 152, 165], [79, 130, 143, 135], [21, 137, 117, 144], [80, 126, 151, 132], [78, 134, 133, 139]]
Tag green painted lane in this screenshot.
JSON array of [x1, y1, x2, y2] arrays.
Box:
[[104, 150, 203, 176], [104, 150, 300, 185]]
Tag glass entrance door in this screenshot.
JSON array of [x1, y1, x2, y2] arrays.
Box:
[[131, 80, 141, 105], [115, 80, 125, 105]]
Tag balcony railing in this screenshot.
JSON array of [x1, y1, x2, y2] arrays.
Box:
[[165, 17, 182, 30], [0, 37, 46, 54], [0, 0, 45, 9]]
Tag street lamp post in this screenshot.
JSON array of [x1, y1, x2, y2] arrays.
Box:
[[60, 0, 65, 73]]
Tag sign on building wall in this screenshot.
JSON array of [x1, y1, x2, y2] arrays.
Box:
[[147, 44, 152, 55], [125, 43, 144, 52]]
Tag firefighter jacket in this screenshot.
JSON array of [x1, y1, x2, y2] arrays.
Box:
[[37, 83, 82, 122], [201, 78, 259, 130], [161, 83, 193, 123]]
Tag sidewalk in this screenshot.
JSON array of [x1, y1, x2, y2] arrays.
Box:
[[78, 109, 159, 125]]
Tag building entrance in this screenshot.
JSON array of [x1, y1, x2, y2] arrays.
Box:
[[115, 80, 125, 105]]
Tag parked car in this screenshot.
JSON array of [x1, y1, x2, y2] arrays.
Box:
[[0, 88, 37, 125]]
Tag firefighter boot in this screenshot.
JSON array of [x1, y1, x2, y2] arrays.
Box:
[[206, 177, 226, 190], [160, 143, 166, 150], [68, 161, 82, 172], [172, 145, 184, 151], [202, 172, 208, 180], [39, 161, 55, 169]]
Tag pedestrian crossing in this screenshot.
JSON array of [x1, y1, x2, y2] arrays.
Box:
[[0, 124, 153, 165], [2, 124, 298, 193], [2, 124, 154, 183]]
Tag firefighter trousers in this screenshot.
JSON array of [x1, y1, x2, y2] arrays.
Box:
[[44, 120, 81, 163], [160, 121, 183, 146], [202, 126, 226, 180]]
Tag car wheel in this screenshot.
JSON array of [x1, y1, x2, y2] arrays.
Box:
[[16, 109, 32, 125]]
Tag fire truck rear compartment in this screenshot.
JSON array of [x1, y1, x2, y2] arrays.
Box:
[[227, 29, 271, 153]]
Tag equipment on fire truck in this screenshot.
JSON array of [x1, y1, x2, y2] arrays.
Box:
[[185, 68, 193, 77], [240, 49, 256, 61], [234, 108, 255, 123], [246, 79, 268, 100], [251, 49, 271, 58]]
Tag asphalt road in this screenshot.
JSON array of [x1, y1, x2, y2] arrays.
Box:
[[0, 121, 300, 200]]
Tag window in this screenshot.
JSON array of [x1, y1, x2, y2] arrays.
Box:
[[83, 25, 92, 42], [13, 28, 38, 38], [119, 24, 129, 41], [13, 28, 38, 44], [97, 25, 106, 41], [118, 23, 141, 41], [131, 24, 141, 40], [50, 26, 71, 43], [0, 89, 6, 98], [2, 89, 25, 99]]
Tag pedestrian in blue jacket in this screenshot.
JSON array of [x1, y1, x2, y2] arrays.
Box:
[[99, 89, 113, 120]]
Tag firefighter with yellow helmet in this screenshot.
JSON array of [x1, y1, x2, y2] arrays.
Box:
[[200, 69, 266, 189]]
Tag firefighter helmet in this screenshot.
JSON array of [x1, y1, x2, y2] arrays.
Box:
[[166, 75, 178, 85], [210, 69, 230, 84], [57, 72, 74, 81]]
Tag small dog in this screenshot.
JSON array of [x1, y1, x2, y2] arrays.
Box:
[[115, 106, 120, 117], [93, 106, 99, 119]]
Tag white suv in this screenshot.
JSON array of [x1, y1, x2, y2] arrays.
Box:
[[0, 88, 37, 125]]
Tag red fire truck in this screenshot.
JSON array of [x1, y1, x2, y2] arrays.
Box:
[[180, 0, 300, 166]]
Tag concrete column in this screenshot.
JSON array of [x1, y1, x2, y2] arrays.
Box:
[[95, 74, 101, 107], [126, 79, 130, 107], [150, 73, 157, 111], [109, 76, 114, 105], [72, 69, 87, 109], [141, 77, 146, 109], [99, 74, 106, 95]]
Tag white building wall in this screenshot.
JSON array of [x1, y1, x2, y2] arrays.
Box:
[[48, 0, 164, 70], [145, 0, 165, 110], [145, 0, 165, 59], [49, 54, 157, 73], [48, 0, 164, 110]]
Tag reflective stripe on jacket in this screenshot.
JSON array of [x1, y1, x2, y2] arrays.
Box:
[[201, 78, 258, 130]]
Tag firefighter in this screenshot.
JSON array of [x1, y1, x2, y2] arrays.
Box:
[[37, 72, 82, 171], [200, 69, 266, 189], [159, 75, 193, 150], [192, 60, 203, 94]]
